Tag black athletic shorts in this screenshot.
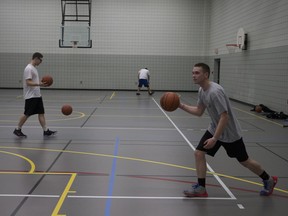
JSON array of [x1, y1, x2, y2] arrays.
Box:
[[24, 97, 45, 116], [196, 130, 249, 162]]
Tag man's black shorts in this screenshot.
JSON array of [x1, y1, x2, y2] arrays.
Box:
[[24, 97, 45, 116], [196, 130, 249, 162]]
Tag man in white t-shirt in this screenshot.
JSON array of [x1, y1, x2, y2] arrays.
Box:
[[136, 68, 154, 95], [13, 52, 57, 137]]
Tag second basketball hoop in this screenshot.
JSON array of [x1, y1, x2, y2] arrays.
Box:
[[226, 44, 239, 54]]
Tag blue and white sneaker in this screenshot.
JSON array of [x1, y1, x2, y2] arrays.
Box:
[[183, 184, 208, 197], [260, 176, 278, 196]]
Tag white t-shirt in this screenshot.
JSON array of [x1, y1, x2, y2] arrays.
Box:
[[138, 68, 150, 80], [23, 64, 41, 99]]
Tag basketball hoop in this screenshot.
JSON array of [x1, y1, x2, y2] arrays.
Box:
[[71, 40, 78, 48], [226, 44, 239, 53]]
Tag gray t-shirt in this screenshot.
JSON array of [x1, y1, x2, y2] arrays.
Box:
[[197, 82, 242, 142]]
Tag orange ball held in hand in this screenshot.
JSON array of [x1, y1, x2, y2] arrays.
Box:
[[41, 75, 53, 86], [160, 92, 180, 112]]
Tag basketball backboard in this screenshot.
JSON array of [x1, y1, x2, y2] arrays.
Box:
[[237, 28, 247, 50], [59, 0, 92, 48], [59, 25, 92, 48]]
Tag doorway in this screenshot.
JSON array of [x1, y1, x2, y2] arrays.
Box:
[[213, 58, 221, 84]]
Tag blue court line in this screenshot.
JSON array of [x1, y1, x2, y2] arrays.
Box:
[[104, 137, 120, 216]]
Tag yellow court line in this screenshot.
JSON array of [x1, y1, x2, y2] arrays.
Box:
[[52, 173, 77, 216], [0, 170, 77, 215], [0, 146, 287, 194], [233, 107, 284, 127], [0, 171, 76, 175], [0, 149, 77, 215], [0, 150, 35, 173], [45, 111, 86, 122], [110, 91, 116, 100]]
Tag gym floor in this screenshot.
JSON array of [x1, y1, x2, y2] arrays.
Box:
[[0, 89, 287, 216]]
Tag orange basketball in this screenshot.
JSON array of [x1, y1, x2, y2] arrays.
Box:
[[255, 105, 262, 113], [41, 75, 53, 86], [160, 92, 180, 112], [61, 104, 73, 116]]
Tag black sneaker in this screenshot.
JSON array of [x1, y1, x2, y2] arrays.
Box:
[[149, 91, 154, 95], [43, 129, 57, 136], [13, 129, 27, 138], [136, 92, 140, 95]]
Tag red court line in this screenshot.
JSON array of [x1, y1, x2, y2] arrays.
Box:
[[1, 170, 286, 199]]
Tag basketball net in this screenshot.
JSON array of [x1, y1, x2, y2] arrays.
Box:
[[226, 44, 239, 53], [71, 41, 78, 48]]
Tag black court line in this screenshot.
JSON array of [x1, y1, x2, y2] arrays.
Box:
[[1, 90, 288, 216], [80, 107, 98, 128], [256, 142, 288, 163], [80, 95, 107, 128], [238, 118, 266, 132], [10, 140, 72, 216]]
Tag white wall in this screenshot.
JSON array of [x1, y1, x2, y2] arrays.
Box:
[[0, 0, 287, 113], [0, 0, 209, 92], [209, 0, 288, 54], [0, 0, 208, 56], [93, 0, 209, 56], [208, 0, 288, 113], [0, 0, 59, 54]]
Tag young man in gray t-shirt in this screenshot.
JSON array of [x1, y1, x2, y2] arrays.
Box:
[[179, 63, 277, 197]]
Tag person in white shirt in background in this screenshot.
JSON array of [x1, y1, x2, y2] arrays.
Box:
[[136, 68, 154, 95]]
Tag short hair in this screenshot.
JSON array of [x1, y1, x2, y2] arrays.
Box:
[[194, 63, 210, 77], [32, 52, 43, 60]]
